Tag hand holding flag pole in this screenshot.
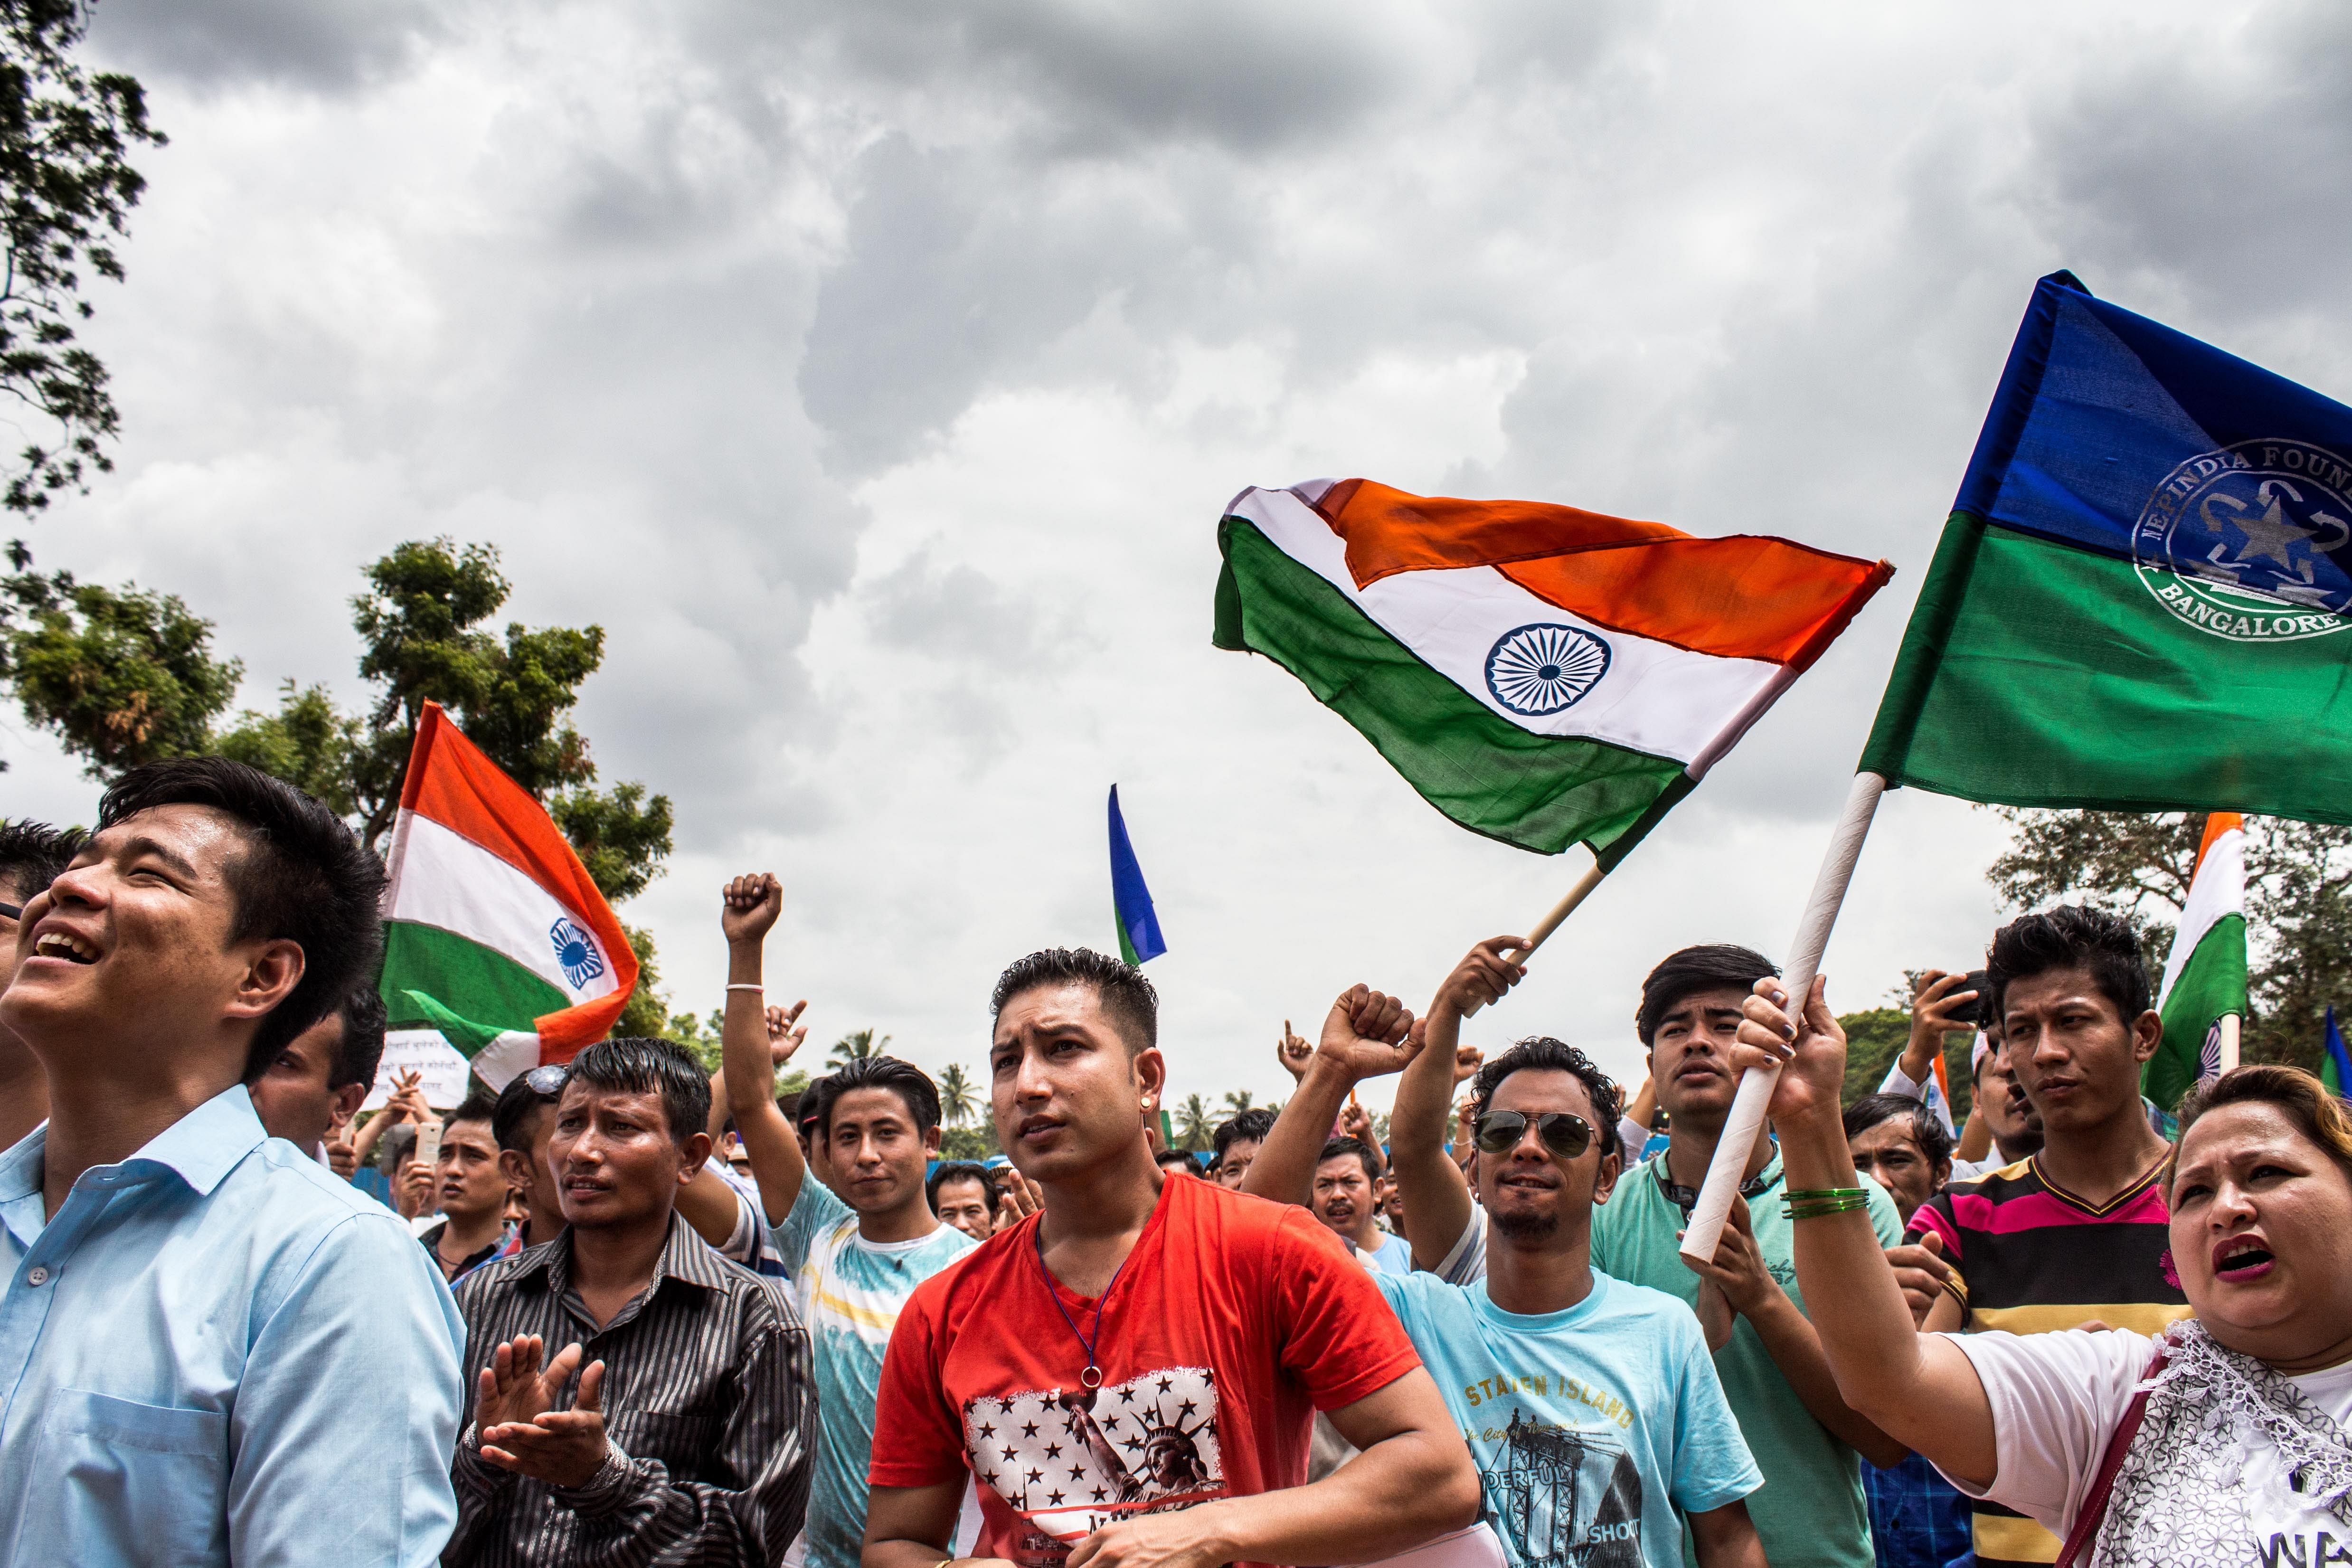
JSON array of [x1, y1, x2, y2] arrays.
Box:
[[1679, 771, 1887, 1264], [1458, 859, 1607, 1019]]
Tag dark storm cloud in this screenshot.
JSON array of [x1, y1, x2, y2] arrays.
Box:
[[90, 0, 443, 90]]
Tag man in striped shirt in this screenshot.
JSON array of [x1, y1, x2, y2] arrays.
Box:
[[1903, 906, 2191, 1568], [446, 1037, 815, 1567]]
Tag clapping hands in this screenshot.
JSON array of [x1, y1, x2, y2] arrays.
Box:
[[474, 1335, 612, 1490]]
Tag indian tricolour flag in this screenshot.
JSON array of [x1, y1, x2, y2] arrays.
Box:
[[1214, 479, 1892, 861], [2148, 811, 2248, 1114], [378, 701, 639, 1093]]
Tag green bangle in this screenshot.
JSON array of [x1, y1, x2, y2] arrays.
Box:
[[1784, 1194, 1874, 1220], [1784, 1187, 1870, 1202]]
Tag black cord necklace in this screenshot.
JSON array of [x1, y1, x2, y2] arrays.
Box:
[[1035, 1224, 1139, 1390]]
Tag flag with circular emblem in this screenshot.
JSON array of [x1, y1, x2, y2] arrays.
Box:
[[1213, 478, 1892, 860], [378, 701, 639, 1091]]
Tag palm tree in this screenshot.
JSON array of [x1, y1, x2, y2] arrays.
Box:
[[1176, 1093, 1213, 1151], [937, 1064, 978, 1128], [1220, 1088, 1255, 1116], [828, 1028, 891, 1068]]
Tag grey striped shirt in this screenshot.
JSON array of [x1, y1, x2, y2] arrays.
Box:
[[444, 1213, 815, 1568]]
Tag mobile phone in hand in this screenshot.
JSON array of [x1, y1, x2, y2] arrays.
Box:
[[414, 1120, 443, 1169], [1946, 970, 1992, 1028]]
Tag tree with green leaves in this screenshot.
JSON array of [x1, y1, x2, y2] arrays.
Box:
[[937, 1064, 977, 1128], [0, 536, 686, 1030], [1985, 806, 2352, 1076], [0, 0, 164, 518], [1174, 1092, 1212, 1152], [1219, 1088, 1255, 1117], [829, 1028, 889, 1069]]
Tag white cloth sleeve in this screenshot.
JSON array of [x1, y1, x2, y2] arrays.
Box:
[[1615, 1115, 1650, 1158], [1935, 1327, 2155, 1540], [1880, 1061, 1928, 1100]]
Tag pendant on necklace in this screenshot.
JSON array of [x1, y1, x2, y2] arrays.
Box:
[[1081, 1365, 1102, 1389]]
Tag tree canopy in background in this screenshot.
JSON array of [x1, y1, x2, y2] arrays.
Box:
[[0, 0, 161, 517], [0, 537, 686, 1034]]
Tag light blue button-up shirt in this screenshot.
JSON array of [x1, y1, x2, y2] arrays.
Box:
[[0, 1084, 467, 1566]]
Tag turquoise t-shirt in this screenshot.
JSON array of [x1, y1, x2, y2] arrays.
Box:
[[1375, 1268, 1760, 1568], [773, 1178, 975, 1568], [1589, 1151, 1900, 1568]]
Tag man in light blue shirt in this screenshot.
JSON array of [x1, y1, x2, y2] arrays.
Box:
[[718, 872, 975, 1568], [0, 757, 465, 1567]]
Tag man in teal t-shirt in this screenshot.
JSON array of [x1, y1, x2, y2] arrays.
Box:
[[1239, 945, 1767, 1567], [719, 873, 976, 1568], [1591, 946, 1905, 1568]]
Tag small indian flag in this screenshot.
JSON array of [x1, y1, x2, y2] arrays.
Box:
[[379, 701, 640, 1092], [2148, 811, 2248, 1113], [1214, 479, 1892, 861]]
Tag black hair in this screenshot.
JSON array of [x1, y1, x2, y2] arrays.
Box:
[[991, 946, 1158, 1052], [0, 818, 83, 902], [1636, 944, 1779, 1047], [1985, 905, 2151, 1028], [445, 1086, 500, 1131], [1211, 1107, 1276, 1168], [1156, 1148, 1201, 1174], [1317, 1136, 1379, 1183], [492, 1068, 565, 1155], [98, 757, 385, 1081], [1470, 1036, 1625, 1160], [926, 1160, 998, 1213], [326, 986, 387, 1094], [807, 1054, 941, 1137], [563, 1037, 711, 1146], [1842, 1092, 1955, 1167]]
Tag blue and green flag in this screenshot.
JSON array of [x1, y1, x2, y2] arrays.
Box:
[[2323, 1008, 2352, 1102], [1862, 271, 2352, 822], [1108, 785, 1166, 964]]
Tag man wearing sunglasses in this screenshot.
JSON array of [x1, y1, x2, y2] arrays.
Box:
[[1247, 944, 1767, 1568]]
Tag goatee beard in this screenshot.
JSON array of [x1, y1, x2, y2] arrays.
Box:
[[1491, 1208, 1559, 1241]]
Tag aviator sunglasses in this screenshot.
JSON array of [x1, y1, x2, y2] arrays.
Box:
[[1472, 1109, 1595, 1160]]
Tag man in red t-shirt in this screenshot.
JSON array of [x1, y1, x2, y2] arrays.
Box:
[[867, 948, 1479, 1568]]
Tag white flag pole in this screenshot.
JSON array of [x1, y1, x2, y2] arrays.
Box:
[[1680, 771, 1888, 1263], [1460, 859, 1608, 1019], [2219, 1013, 2242, 1075]]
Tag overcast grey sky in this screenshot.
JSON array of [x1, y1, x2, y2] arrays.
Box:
[[8, 0, 2342, 1107]]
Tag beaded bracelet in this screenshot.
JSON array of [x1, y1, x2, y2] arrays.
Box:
[[1783, 1186, 1873, 1220]]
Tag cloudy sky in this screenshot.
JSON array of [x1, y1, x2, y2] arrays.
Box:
[[8, 0, 2342, 1111]]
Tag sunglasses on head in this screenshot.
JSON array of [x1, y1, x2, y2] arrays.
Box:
[[522, 1065, 570, 1096], [1473, 1109, 1596, 1160], [0, 902, 18, 921]]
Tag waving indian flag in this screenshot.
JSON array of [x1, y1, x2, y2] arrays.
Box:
[[2148, 811, 2248, 1113], [379, 701, 639, 1092], [1214, 479, 1892, 862]]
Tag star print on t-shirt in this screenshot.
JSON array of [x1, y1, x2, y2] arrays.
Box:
[[963, 1366, 1226, 1544]]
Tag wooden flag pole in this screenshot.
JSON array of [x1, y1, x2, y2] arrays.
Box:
[[1461, 859, 1608, 1019], [2219, 1013, 2242, 1075], [1680, 771, 1888, 1264]]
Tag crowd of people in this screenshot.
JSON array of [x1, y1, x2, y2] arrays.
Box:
[[1, 757, 2347, 1568]]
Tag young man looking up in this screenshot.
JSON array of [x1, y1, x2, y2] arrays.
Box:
[[1583, 943, 1905, 1568], [420, 1090, 511, 1284], [0, 758, 463, 1565], [248, 983, 386, 1170], [929, 1161, 1000, 1244], [0, 819, 82, 1151], [1312, 1136, 1411, 1275], [867, 952, 1479, 1568], [718, 872, 973, 1568], [1901, 906, 2189, 1568], [1841, 1094, 1952, 1228], [1246, 952, 1766, 1568], [1210, 1105, 1275, 1189], [447, 1036, 814, 1567]]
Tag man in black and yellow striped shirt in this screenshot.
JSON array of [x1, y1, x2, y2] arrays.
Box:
[[1903, 907, 2190, 1568]]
